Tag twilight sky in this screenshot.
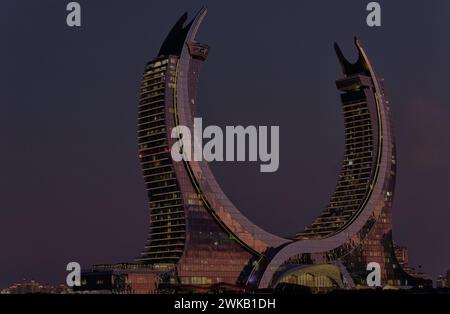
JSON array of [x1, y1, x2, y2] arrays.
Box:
[[1, 0, 450, 287]]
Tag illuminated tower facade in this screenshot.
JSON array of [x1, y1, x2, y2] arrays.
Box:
[[136, 9, 287, 285]]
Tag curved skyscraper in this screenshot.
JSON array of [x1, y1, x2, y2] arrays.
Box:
[[136, 8, 430, 290]]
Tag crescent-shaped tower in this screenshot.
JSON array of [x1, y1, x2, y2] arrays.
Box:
[[136, 8, 431, 290]]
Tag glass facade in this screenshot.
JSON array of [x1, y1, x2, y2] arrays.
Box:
[[137, 9, 260, 285], [297, 75, 380, 239], [137, 57, 186, 264], [257, 39, 430, 289]]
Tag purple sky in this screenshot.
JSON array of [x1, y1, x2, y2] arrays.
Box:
[[1, 0, 450, 287]]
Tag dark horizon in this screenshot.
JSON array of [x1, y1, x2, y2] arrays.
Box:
[[1, 0, 450, 288]]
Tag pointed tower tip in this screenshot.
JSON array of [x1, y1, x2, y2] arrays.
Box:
[[334, 41, 351, 66], [354, 37, 364, 50], [196, 6, 208, 16], [180, 12, 189, 23], [333, 37, 371, 77]]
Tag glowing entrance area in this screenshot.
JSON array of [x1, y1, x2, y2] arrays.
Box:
[[277, 265, 345, 292]]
